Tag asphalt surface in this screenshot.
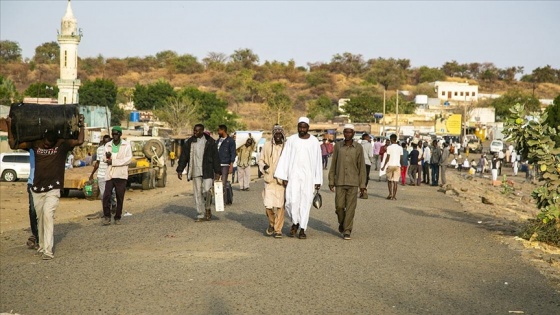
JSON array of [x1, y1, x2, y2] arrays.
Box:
[[1, 168, 560, 314]]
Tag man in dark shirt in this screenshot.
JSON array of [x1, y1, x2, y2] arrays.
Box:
[[407, 143, 420, 186], [7, 115, 85, 260]]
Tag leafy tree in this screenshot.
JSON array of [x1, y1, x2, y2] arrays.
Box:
[[178, 86, 240, 131], [228, 48, 259, 70], [441, 60, 466, 77], [261, 84, 293, 126], [110, 106, 125, 126], [531, 65, 559, 84], [155, 50, 178, 68], [307, 95, 337, 121], [172, 54, 204, 74], [125, 57, 151, 74], [33, 42, 60, 64], [363, 58, 407, 90], [329, 52, 366, 77], [342, 94, 383, 123], [490, 89, 541, 121], [543, 94, 560, 147], [0, 76, 19, 104], [498, 66, 524, 83], [24, 82, 58, 98], [0, 40, 22, 63], [79, 78, 118, 108], [305, 70, 332, 88], [413, 66, 446, 84], [133, 80, 176, 110], [153, 95, 199, 132]]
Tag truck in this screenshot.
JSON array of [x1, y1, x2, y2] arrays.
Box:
[[62, 137, 168, 199]]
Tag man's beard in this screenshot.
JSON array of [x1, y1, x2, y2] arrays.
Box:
[[298, 130, 306, 137]]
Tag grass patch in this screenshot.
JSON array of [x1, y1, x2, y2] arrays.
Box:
[[519, 219, 560, 247]]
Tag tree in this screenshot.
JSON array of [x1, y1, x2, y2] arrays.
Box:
[[153, 95, 199, 133], [531, 65, 559, 84], [133, 80, 176, 110], [543, 94, 560, 147], [228, 48, 259, 70], [203, 52, 228, 71], [154, 50, 178, 69], [307, 95, 337, 121], [490, 89, 541, 121], [178, 86, 240, 131], [79, 78, 118, 108], [172, 54, 204, 74], [24, 82, 58, 98], [363, 58, 407, 90], [0, 76, 19, 105], [341, 94, 383, 123], [33, 42, 59, 64], [305, 70, 332, 88], [442, 60, 466, 77], [263, 85, 293, 127], [413, 66, 446, 84], [329, 52, 366, 77], [0, 40, 22, 63]]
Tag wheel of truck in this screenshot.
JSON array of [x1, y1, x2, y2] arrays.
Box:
[[149, 169, 157, 189], [143, 139, 165, 159], [141, 171, 152, 190], [156, 166, 167, 188]]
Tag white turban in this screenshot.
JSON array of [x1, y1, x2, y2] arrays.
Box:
[[343, 124, 355, 130]]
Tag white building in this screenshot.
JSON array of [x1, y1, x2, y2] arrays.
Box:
[[433, 81, 478, 104], [57, 0, 82, 104]]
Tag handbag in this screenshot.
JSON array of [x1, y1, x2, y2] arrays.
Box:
[[312, 188, 322, 209]]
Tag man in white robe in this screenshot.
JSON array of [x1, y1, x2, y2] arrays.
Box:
[[274, 117, 323, 239]]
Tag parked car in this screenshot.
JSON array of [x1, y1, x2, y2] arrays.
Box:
[[0, 152, 31, 182], [467, 138, 483, 153], [489, 140, 504, 154]]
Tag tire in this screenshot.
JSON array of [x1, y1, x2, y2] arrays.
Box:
[[141, 171, 152, 190], [143, 139, 165, 159], [2, 170, 17, 182], [156, 167, 167, 188]]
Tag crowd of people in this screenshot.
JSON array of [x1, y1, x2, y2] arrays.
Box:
[[9, 111, 528, 260]]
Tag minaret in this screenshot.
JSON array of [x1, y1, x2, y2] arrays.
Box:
[[57, 0, 81, 104]]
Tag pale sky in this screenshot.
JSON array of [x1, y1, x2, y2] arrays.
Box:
[[1, 0, 558, 73]]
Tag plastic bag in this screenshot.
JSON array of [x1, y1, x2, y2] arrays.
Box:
[[312, 188, 322, 209]]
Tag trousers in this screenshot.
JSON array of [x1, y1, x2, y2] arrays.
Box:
[[266, 207, 285, 234], [192, 176, 213, 218], [27, 184, 38, 242], [103, 178, 127, 220], [335, 186, 358, 234], [238, 166, 251, 189], [32, 189, 60, 257]]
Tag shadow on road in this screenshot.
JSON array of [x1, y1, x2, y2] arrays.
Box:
[[162, 204, 198, 219], [53, 222, 82, 247], [397, 206, 520, 235], [225, 210, 265, 234]]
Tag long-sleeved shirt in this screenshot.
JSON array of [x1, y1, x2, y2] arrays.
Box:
[[328, 140, 366, 188]]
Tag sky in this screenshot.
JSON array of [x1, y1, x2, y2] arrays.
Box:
[[1, 0, 559, 73]]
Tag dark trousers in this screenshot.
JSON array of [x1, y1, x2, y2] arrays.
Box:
[[335, 186, 358, 234], [103, 178, 127, 220], [322, 155, 328, 169], [170, 159, 175, 167], [423, 163, 431, 184], [430, 163, 440, 185], [365, 164, 371, 187], [220, 165, 230, 203], [27, 184, 39, 241]]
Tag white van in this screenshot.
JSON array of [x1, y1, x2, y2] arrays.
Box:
[[0, 152, 31, 182], [490, 140, 504, 153]]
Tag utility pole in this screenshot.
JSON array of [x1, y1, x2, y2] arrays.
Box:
[[382, 88, 386, 137], [396, 89, 399, 137]]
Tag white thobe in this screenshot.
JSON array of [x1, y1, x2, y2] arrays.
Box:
[[274, 134, 323, 230]]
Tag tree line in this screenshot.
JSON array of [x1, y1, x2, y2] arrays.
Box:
[[1, 39, 559, 132]]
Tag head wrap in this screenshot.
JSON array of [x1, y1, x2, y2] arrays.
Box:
[[298, 117, 310, 125], [343, 124, 355, 131], [112, 126, 123, 134], [272, 125, 285, 139]]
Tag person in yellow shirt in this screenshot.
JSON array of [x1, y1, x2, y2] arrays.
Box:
[[169, 150, 176, 167]]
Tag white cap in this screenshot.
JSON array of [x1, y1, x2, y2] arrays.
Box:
[[343, 124, 355, 130], [298, 117, 310, 125]]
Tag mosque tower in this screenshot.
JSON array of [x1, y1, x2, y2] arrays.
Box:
[[57, 0, 82, 104]]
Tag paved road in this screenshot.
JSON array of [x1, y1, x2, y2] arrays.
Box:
[[1, 169, 559, 314]]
